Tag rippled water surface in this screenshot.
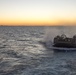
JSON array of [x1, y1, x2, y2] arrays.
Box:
[[0, 26, 76, 75]]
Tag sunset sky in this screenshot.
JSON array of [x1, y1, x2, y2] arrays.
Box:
[[0, 0, 76, 26]]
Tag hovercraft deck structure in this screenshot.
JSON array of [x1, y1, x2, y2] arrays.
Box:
[[53, 34, 76, 48]]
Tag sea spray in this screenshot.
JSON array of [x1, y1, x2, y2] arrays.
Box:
[[43, 27, 60, 47]]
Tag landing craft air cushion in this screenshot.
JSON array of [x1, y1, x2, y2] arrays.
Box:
[[53, 34, 76, 48]]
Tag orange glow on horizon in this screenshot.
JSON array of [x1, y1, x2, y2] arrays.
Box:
[[0, 17, 76, 26]]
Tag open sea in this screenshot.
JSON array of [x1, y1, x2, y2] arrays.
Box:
[[0, 26, 76, 75]]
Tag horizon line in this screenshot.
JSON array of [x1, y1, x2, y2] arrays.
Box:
[[0, 24, 76, 26]]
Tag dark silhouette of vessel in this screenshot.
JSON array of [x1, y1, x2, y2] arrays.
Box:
[[53, 34, 76, 48]]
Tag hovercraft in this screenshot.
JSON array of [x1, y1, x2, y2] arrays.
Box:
[[53, 34, 76, 48]]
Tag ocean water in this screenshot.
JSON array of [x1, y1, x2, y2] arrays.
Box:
[[0, 26, 76, 75]]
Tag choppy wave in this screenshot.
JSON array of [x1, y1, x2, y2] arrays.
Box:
[[0, 26, 76, 75]]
